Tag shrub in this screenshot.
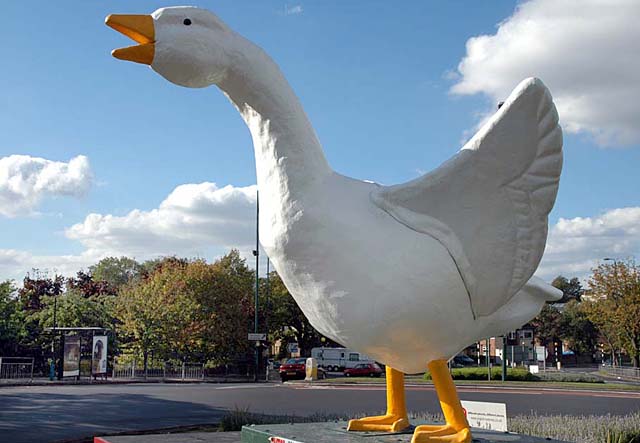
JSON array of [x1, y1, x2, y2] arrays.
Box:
[[538, 371, 604, 383], [423, 367, 539, 381]]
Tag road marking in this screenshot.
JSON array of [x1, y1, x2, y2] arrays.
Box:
[[214, 384, 278, 390]]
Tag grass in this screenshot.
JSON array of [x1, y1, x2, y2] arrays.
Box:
[[508, 412, 640, 443], [221, 408, 640, 442], [219, 406, 346, 431]]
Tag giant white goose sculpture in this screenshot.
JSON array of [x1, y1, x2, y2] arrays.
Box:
[[106, 7, 563, 443]]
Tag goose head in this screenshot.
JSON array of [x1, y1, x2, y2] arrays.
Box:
[[106, 7, 234, 88]]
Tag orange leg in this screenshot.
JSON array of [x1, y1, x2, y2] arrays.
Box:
[[412, 360, 471, 443], [347, 366, 410, 432]]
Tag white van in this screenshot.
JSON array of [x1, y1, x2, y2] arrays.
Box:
[[310, 347, 375, 371]]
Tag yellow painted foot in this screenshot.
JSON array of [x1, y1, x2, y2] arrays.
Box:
[[347, 413, 409, 432], [348, 366, 409, 433], [411, 424, 471, 443]]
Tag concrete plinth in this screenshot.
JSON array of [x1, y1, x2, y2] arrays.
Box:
[[241, 422, 568, 443]]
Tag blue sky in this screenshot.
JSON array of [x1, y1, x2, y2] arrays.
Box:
[[1, 0, 639, 282]]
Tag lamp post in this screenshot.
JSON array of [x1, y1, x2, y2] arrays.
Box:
[[486, 337, 491, 381], [49, 295, 58, 380], [265, 256, 270, 361], [502, 335, 507, 382], [603, 257, 619, 366], [253, 190, 260, 382]]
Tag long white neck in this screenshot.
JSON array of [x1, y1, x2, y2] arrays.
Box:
[[218, 36, 331, 202]]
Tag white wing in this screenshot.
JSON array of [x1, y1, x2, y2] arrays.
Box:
[[371, 78, 562, 318], [474, 277, 563, 340]]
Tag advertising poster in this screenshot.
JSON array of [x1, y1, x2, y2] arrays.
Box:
[[63, 334, 80, 377], [92, 335, 108, 375]]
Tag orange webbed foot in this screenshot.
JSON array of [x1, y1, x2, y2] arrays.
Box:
[[347, 413, 410, 432]]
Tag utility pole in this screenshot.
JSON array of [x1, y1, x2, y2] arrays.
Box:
[[486, 337, 491, 381], [49, 295, 58, 380], [265, 257, 270, 342], [502, 335, 507, 382], [253, 190, 260, 382]]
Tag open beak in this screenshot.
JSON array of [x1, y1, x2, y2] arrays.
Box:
[[105, 14, 155, 65]]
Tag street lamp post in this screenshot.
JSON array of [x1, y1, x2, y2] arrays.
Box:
[[49, 295, 58, 380], [253, 190, 260, 382], [501, 335, 507, 382], [265, 257, 270, 340], [486, 337, 491, 381], [603, 257, 619, 366]]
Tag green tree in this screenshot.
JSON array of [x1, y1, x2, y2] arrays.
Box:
[[16, 272, 117, 371], [116, 268, 176, 374], [585, 260, 640, 367], [530, 304, 562, 346], [116, 251, 254, 372], [16, 272, 64, 367], [0, 281, 25, 355], [31, 291, 115, 330], [552, 275, 583, 303], [90, 257, 144, 289], [559, 300, 598, 361]]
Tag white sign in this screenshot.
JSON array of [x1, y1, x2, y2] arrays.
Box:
[[269, 437, 302, 443], [529, 364, 539, 374], [461, 400, 507, 432], [248, 333, 267, 341], [535, 346, 547, 361], [92, 335, 108, 375]]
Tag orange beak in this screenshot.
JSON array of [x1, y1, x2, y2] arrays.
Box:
[[105, 14, 155, 65]]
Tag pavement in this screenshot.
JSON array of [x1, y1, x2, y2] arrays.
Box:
[[1, 381, 638, 443], [0, 376, 254, 387], [95, 432, 241, 443], [93, 423, 569, 443], [242, 422, 569, 443]]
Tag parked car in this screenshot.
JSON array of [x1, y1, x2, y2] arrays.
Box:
[[343, 362, 383, 377], [452, 354, 475, 367], [279, 358, 327, 382], [279, 358, 307, 381]]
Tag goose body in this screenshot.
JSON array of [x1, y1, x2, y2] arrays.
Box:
[[107, 7, 563, 441], [265, 169, 559, 373]]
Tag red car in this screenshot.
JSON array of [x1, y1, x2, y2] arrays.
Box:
[[344, 363, 383, 377], [279, 358, 307, 382]]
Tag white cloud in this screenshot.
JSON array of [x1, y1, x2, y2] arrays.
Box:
[[0, 155, 93, 217], [536, 207, 640, 281], [66, 182, 257, 259], [5, 174, 636, 288], [0, 182, 266, 282], [451, 0, 640, 147], [284, 4, 303, 15], [0, 249, 102, 283]]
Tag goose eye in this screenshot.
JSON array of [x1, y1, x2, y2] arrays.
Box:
[[183, 18, 192, 26]]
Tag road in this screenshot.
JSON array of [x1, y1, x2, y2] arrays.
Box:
[[1, 382, 638, 443]]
